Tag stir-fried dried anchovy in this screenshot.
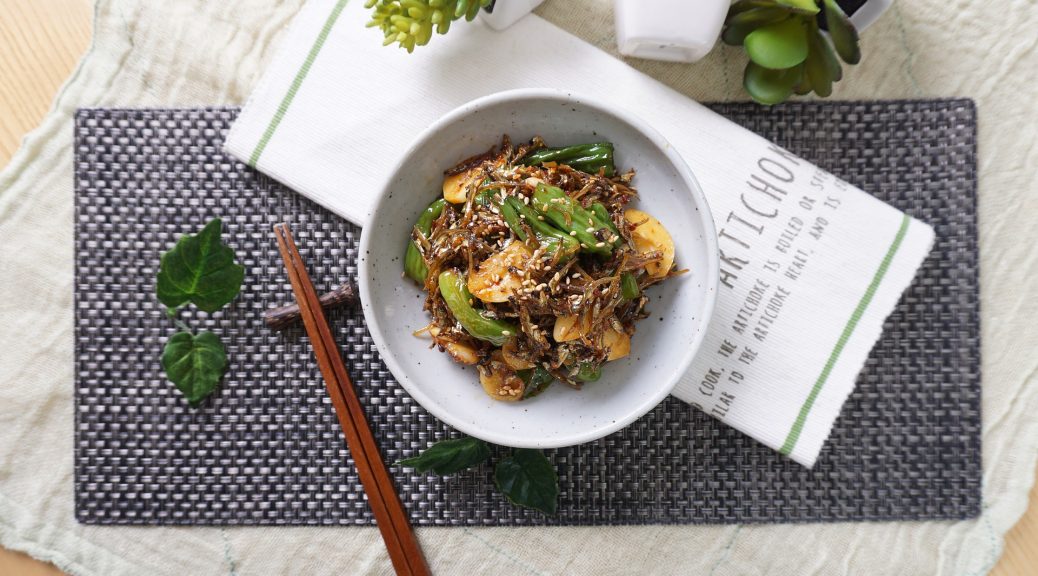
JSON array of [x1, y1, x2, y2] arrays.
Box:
[[410, 135, 675, 395]]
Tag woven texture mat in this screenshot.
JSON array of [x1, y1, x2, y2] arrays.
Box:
[[73, 100, 979, 526]]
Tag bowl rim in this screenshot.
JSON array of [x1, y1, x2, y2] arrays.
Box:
[[358, 87, 719, 448]]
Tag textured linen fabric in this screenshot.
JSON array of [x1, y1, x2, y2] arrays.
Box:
[[0, 0, 1035, 575]]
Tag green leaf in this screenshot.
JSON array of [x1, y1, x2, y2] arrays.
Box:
[[823, 0, 860, 64], [454, 0, 469, 19], [728, 0, 778, 17], [722, 7, 789, 45], [744, 61, 799, 105], [162, 330, 227, 407], [775, 0, 820, 15], [398, 436, 491, 475], [815, 26, 844, 81], [792, 63, 814, 95], [744, 18, 809, 70], [494, 449, 558, 515], [156, 218, 245, 313], [726, 3, 785, 24], [805, 28, 833, 97]]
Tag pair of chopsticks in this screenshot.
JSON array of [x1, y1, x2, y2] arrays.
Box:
[[274, 223, 430, 576]]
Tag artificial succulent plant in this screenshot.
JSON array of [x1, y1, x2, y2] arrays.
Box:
[[723, 0, 862, 105], [366, 0, 493, 52]]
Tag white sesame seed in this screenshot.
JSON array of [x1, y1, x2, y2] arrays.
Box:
[[595, 241, 606, 247], [569, 231, 577, 236], [585, 227, 595, 233], [501, 330, 511, 336]]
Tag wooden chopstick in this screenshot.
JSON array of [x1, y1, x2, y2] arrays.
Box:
[[274, 223, 430, 576]]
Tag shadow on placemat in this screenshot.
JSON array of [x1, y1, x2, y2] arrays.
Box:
[[73, 100, 979, 526]]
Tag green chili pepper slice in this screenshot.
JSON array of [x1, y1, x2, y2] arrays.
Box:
[[532, 184, 619, 255], [499, 196, 580, 259], [403, 198, 446, 283], [518, 366, 554, 399], [438, 269, 517, 346], [620, 272, 640, 300], [574, 361, 602, 382], [520, 142, 615, 177], [589, 202, 621, 237]]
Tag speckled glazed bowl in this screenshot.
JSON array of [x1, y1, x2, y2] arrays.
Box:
[[358, 89, 718, 448]]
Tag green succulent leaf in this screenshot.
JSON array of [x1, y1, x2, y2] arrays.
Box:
[[728, 0, 779, 17], [368, 0, 490, 51], [823, 0, 861, 64], [744, 61, 799, 105], [464, 0, 481, 21], [744, 18, 809, 70], [776, 0, 820, 14], [805, 27, 834, 96], [162, 330, 227, 407], [815, 26, 844, 81], [397, 436, 492, 475], [454, 0, 469, 18], [156, 218, 245, 313], [722, 8, 790, 45], [788, 71, 813, 95], [494, 449, 559, 515]]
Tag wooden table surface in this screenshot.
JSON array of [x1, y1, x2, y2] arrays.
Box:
[[0, 0, 1034, 574]]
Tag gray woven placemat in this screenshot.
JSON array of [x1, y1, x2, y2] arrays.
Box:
[[74, 100, 979, 526]]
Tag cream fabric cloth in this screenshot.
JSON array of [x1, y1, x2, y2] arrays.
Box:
[[0, 0, 1035, 574]]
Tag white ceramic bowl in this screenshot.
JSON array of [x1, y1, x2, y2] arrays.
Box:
[[359, 89, 718, 448]]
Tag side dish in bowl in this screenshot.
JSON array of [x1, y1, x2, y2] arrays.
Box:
[[358, 89, 718, 448], [404, 136, 680, 402]]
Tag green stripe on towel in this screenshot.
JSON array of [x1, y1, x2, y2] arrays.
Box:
[[780, 213, 912, 456], [249, 0, 349, 166]]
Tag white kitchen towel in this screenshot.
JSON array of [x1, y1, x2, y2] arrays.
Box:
[[224, 0, 935, 467]]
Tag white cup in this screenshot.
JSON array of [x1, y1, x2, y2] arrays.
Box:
[[614, 0, 729, 63]]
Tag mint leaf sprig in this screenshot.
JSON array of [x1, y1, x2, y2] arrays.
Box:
[[399, 436, 559, 515], [156, 218, 244, 407]]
